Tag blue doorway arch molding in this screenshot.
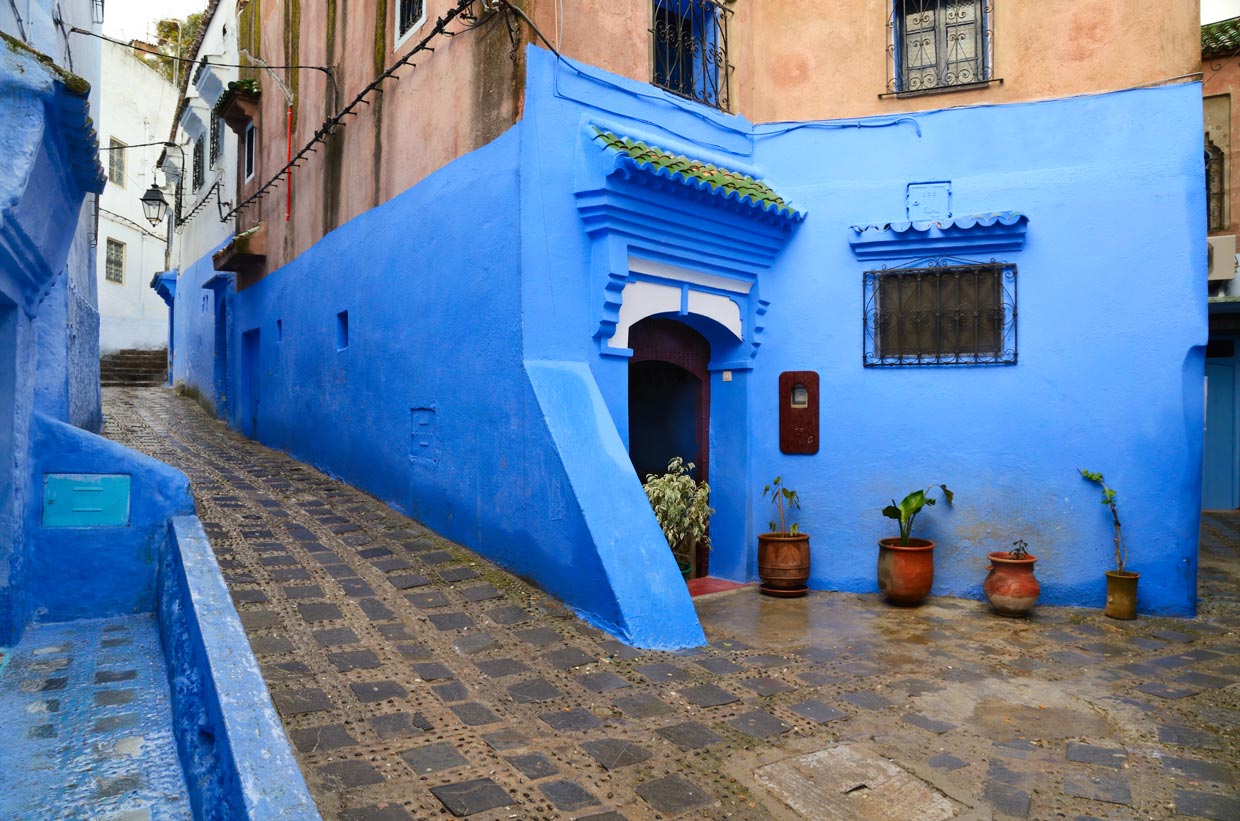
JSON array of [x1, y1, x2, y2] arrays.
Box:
[[575, 126, 805, 371]]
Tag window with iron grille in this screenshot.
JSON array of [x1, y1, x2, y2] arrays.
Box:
[[1207, 137, 1226, 232], [888, 1, 991, 95], [395, 0, 426, 47], [210, 110, 222, 167], [863, 258, 1016, 366], [651, 0, 732, 111], [108, 138, 126, 187], [105, 239, 125, 284], [192, 136, 204, 191]]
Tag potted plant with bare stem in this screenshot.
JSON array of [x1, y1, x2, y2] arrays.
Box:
[[1078, 469, 1137, 619], [878, 484, 953, 605], [757, 476, 810, 597]]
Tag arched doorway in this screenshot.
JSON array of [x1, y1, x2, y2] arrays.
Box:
[[629, 317, 711, 577]]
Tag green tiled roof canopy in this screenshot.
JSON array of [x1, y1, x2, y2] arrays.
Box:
[[1203, 16, 1240, 58], [592, 129, 801, 219]]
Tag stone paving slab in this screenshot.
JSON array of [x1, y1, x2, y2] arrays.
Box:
[[0, 614, 191, 820], [103, 388, 1240, 819]]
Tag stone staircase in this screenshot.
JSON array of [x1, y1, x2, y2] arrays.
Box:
[[100, 349, 168, 388]]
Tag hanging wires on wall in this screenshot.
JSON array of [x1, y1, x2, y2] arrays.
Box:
[[218, 0, 483, 224]]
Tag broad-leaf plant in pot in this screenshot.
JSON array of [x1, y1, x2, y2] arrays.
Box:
[[1079, 469, 1137, 619], [984, 539, 1040, 617], [643, 457, 713, 581], [878, 484, 953, 605], [757, 476, 810, 597]]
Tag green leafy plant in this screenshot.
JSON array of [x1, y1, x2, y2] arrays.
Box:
[[883, 484, 954, 545], [643, 457, 713, 566], [1008, 539, 1029, 559], [763, 476, 801, 535], [1078, 469, 1128, 573]]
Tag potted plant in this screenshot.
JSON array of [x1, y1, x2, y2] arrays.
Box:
[[1078, 469, 1137, 619], [758, 476, 810, 597], [643, 457, 713, 581], [878, 484, 953, 605], [984, 539, 1040, 617]]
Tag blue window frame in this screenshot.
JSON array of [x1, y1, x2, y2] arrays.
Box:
[[651, 0, 732, 111]]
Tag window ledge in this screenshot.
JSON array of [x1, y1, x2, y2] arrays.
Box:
[[879, 78, 1003, 100]]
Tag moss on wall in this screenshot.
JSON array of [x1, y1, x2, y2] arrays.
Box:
[[283, 0, 301, 125]]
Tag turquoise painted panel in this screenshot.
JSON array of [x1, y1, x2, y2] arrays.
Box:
[[1204, 360, 1237, 509], [42, 473, 131, 527]]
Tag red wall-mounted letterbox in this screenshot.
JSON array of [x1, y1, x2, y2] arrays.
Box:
[[779, 371, 819, 455]]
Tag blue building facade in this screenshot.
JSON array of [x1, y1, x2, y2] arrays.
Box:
[[165, 47, 1205, 649]]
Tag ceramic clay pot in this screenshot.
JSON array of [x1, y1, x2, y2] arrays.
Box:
[[983, 552, 1040, 616], [1104, 571, 1139, 620], [877, 537, 934, 605], [757, 532, 810, 597]]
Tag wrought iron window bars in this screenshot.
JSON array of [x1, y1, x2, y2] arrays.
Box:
[[886, 0, 993, 96], [863, 257, 1016, 366], [651, 0, 732, 111]]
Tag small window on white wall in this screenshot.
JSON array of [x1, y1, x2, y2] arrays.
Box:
[[394, 0, 427, 48], [105, 239, 125, 284]]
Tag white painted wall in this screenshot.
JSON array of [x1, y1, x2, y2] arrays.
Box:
[[170, 0, 238, 273], [96, 39, 179, 352]]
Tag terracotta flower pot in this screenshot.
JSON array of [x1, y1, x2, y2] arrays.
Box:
[[877, 537, 934, 605], [984, 552, 1040, 616], [1104, 571, 1139, 620], [757, 532, 810, 597]]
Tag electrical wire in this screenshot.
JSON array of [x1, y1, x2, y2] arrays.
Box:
[[99, 207, 167, 243], [219, 0, 480, 223], [68, 27, 334, 82]]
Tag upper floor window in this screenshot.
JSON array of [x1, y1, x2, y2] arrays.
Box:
[[244, 122, 256, 182], [108, 138, 126, 187], [192, 136, 205, 191], [210, 110, 222, 167], [890, 1, 991, 95], [864, 258, 1017, 366], [395, 0, 427, 48], [651, 0, 732, 111], [1207, 136, 1226, 232], [105, 238, 125, 284]]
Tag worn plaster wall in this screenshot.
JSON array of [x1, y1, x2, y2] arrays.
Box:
[[231, 0, 528, 276], [0, 29, 105, 642]]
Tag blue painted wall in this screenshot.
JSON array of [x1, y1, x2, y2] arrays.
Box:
[[0, 37, 107, 643], [168, 237, 235, 416], [517, 49, 1204, 618], [160, 517, 319, 820], [25, 412, 194, 623], [167, 47, 1204, 647]]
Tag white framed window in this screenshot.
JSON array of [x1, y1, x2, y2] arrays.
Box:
[[108, 138, 126, 187], [105, 238, 125, 284], [244, 121, 256, 182], [394, 0, 428, 48]]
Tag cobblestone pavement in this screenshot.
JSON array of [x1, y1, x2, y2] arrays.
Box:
[[104, 387, 1240, 820]]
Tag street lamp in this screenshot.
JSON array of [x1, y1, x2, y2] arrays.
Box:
[[140, 183, 169, 226]]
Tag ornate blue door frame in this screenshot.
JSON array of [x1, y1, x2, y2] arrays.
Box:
[[575, 125, 804, 581]]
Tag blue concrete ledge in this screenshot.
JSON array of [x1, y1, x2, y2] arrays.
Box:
[[160, 515, 320, 820]]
